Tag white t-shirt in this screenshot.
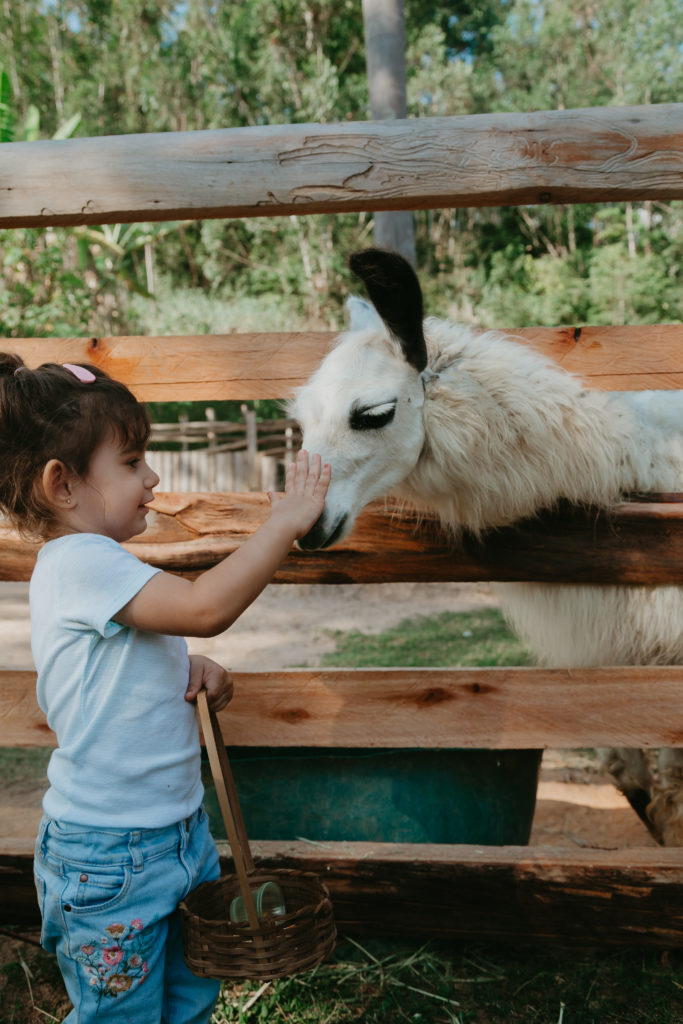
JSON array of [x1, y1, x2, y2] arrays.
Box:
[[30, 533, 203, 828]]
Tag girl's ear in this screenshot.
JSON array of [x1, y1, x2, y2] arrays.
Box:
[[41, 459, 76, 511]]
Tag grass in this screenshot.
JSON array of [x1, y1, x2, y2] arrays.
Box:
[[4, 609, 683, 1021], [0, 747, 51, 789], [317, 608, 534, 669], [3, 931, 683, 1023], [209, 939, 683, 1023]]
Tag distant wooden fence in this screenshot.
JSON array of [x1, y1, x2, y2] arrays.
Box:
[[148, 409, 301, 492], [2, 103, 683, 946]]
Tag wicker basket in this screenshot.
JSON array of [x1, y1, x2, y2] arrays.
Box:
[[179, 692, 336, 980]]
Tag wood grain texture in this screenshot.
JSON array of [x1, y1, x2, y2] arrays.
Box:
[[4, 838, 683, 944], [244, 841, 683, 946], [4, 323, 683, 399], [4, 665, 683, 750], [2, 104, 682, 228], [2, 332, 334, 401], [2, 494, 682, 584]]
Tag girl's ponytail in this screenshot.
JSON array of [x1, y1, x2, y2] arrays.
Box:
[[0, 353, 25, 377]]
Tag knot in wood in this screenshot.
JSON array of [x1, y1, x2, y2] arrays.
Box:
[[418, 687, 451, 706], [278, 707, 311, 723]]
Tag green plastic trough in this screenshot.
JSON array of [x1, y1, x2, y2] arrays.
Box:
[[204, 747, 542, 846]]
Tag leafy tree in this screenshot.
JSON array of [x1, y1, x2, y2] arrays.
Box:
[[0, 0, 681, 352]]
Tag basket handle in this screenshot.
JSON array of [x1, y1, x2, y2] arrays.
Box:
[[196, 690, 261, 930]]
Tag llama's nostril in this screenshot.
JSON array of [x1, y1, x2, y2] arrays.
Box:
[[297, 512, 348, 551]]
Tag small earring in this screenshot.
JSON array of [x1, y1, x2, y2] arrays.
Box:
[[66, 497, 71, 505]]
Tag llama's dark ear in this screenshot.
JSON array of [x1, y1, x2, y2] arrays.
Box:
[[349, 249, 428, 373]]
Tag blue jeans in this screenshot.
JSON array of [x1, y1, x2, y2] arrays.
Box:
[[33, 807, 221, 1023]]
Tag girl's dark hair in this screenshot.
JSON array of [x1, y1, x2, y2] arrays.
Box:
[[0, 354, 151, 537]]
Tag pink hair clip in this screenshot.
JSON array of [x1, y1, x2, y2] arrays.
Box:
[[63, 363, 97, 383]]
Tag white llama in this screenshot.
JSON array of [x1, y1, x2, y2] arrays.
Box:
[[291, 248, 683, 846]]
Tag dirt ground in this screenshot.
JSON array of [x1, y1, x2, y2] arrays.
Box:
[[0, 580, 656, 849]]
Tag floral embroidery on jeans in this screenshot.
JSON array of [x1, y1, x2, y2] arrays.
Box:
[[77, 919, 148, 1007]]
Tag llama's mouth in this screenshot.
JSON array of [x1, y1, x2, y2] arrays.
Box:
[[297, 512, 348, 551]]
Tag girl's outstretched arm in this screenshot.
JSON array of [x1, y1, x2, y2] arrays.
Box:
[[115, 450, 331, 638]]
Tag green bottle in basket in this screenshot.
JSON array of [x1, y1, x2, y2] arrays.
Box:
[[230, 881, 286, 925]]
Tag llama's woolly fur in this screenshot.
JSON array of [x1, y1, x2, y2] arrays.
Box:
[[293, 293, 683, 844]]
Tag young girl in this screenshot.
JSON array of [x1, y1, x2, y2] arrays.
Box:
[[0, 354, 331, 1024]]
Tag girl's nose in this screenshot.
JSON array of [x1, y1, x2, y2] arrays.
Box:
[[145, 461, 160, 488]]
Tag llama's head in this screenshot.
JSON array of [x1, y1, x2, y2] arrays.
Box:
[[291, 249, 431, 550]]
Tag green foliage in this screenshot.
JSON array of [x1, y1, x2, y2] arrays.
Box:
[[0, 0, 681, 342], [132, 273, 314, 336], [0, 226, 145, 337], [146, 398, 285, 427], [0, 68, 13, 142]]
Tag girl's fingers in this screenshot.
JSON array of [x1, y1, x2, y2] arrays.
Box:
[[283, 459, 298, 494], [285, 450, 329, 499], [291, 449, 309, 492], [303, 452, 322, 493], [317, 461, 332, 493], [293, 450, 319, 488]]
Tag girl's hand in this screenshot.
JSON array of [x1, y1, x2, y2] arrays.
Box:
[[186, 654, 234, 711], [116, 452, 332, 640], [268, 450, 331, 539]]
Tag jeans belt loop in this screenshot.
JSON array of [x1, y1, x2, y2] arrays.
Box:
[[128, 831, 144, 872], [37, 816, 50, 856]]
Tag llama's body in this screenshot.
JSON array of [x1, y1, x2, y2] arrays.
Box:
[[393, 321, 683, 669], [291, 249, 683, 845]]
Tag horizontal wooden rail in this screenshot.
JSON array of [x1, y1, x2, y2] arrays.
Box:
[[4, 837, 683, 945], [2, 104, 682, 228], [4, 665, 683, 750], [220, 841, 683, 947], [5, 323, 683, 399], [3, 493, 682, 584], [2, 331, 331, 401]]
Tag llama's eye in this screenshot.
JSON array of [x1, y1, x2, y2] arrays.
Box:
[[349, 401, 397, 431]]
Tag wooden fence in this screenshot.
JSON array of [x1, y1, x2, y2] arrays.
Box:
[[148, 410, 300, 492], [2, 103, 683, 944]]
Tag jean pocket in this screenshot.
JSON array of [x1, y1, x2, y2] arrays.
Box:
[[33, 854, 63, 951], [33, 865, 48, 945], [66, 865, 131, 914], [33, 866, 47, 915]]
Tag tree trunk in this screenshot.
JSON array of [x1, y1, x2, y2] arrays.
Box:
[[361, 0, 416, 266]]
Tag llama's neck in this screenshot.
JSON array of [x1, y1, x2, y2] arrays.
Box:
[[397, 325, 674, 535]]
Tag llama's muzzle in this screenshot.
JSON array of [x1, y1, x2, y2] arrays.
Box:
[[297, 510, 348, 551]]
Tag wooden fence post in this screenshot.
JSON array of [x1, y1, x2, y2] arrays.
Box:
[[242, 404, 259, 491], [205, 406, 216, 493]]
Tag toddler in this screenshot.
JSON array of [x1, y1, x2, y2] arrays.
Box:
[[0, 354, 331, 1023]]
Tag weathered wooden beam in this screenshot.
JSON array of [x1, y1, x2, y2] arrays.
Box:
[[5, 325, 683, 397], [2, 104, 682, 229], [4, 838, 683, 946], [2, 332, 333, 401], [4, 665, 683, 750], [4, 324, 683, 399], [3, 493, 682, 584], [245, 841, 683, 947]]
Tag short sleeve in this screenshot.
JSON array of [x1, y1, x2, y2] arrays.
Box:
[[56, 534, 160, 638]]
